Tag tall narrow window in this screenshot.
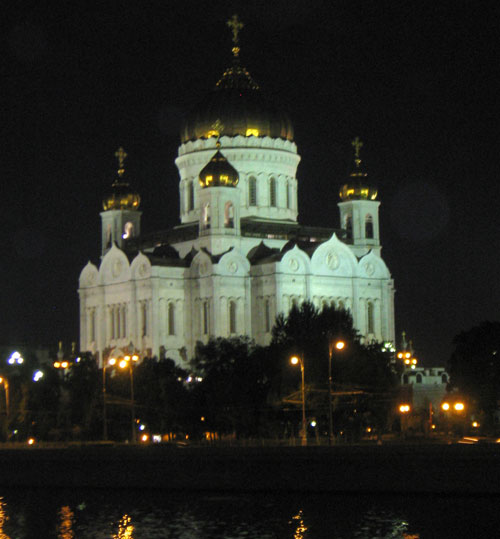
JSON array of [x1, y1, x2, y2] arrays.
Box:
[[229, 300, 237, 334], [188, 181, 194, 211], [168, 303, 175, 335], [249, 176, 257, 206], [367, 301, 374, 334], [345, 215, 352, 238], [270, 177, 277, 207], [111, 307, 116, 340], [142, 302, 148, 337], [365, 214, 374, 239], [90, 309, 95, 342], [286, 181, 291, 209], [224, 202, 234, 228], [121, 305, 126, 338], [264, 299, 270, 333], [203, 301, 209, 335]]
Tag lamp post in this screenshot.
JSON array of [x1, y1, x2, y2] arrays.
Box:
[[399, 403, 411, 439], [102, 358, 116, 441], [0, 377, 10, 420], [117, 353, 139, 443], [291, 354, 306, 446], [328, 338, 345, 446]]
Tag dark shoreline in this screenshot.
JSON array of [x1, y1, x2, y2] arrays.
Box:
[[1, 443, 499, 494]]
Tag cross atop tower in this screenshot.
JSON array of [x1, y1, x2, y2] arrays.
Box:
[[351, 137, 363, 169], [115, 147, 127, 177], [227, 14, 244, 57]]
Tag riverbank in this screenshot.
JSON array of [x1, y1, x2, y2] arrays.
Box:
[[0, 443, 499, 494]]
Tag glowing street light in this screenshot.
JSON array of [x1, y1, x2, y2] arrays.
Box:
[[399, 404, 411, 413], [7, 352, 23, 365], [290, 354, 307, 446]]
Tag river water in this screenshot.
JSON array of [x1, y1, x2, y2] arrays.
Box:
[[0, 488, 496, 538]]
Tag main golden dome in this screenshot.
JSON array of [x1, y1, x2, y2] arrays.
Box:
[[180, 16, 293, 143]]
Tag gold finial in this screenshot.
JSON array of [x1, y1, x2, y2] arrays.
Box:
[[115, 147, 128, 177], [211, 119, 224, 146], [227, 14, 244, 58]]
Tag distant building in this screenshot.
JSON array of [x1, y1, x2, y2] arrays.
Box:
[[401, 367, 449, 411]]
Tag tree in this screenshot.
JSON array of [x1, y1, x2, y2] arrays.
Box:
[[448, 321, 500, 431], [190, 337, 275, 438], [270, 301, 399, 439]]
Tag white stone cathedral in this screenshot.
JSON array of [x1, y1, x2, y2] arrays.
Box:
[[78, 19, 395, 366]]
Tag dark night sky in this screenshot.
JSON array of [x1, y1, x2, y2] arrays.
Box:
[[2, 1, 499, 365]]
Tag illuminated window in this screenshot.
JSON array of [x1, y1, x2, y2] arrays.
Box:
[[202, 203, 211, 229], [224, 202, 234, 228], [205, 175, 213, 186], [168, 303, 175, 335], [270, 177, 277, 207], [229, 300, 237, 334], [249, 177, 257, 206], [122, 222, 133, 240], [367, 301, 374, 334], [188, 181, 194, 211], [365, 214, 374, 239], [246, 128, 259, 137]]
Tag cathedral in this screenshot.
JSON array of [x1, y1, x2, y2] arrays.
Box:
[[78, 17, 395, 366]]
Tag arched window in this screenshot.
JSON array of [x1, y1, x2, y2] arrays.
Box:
[[229, 300, 237, 334], [224, 202, 234, 228], [270, 177, 277, 207], [367, 301, 374, 334], [365, 214, 374, 239], [264, 299, 271, 333], [249, 176, 257, 206], [441, 373, 448, 384], [416, 374, 423, 384], [188, 181, 194, 211], [168, 303, 175, 335], [345, 215, 352, 238]]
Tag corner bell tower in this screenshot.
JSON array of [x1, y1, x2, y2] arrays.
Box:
[[338, 137, 381, 256], [100, 147, 142, 257]]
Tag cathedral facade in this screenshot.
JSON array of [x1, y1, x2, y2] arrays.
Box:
[[78, 22, 395, 366]]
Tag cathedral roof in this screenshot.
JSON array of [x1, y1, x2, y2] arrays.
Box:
[[180, 16, 293, 143]]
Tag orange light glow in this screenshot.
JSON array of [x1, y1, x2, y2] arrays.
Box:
[[441, 402, 450, 411], [335, 341, 345, 351]]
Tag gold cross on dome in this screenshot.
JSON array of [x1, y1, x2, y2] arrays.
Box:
[[352, 137, 363, 158], [227, 14, 244, 45], [115, 147, 127, 177]]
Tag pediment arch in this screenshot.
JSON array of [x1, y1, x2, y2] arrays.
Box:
[[310, 233, 357, 276], [99, 244, 131, 284]]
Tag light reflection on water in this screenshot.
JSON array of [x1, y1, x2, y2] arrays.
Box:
[[0, 489, 497, 538]]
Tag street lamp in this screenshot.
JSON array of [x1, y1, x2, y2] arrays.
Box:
[[111, 352, 140, 443], [290, 354, 307, 446], [0, 377, 10, 419], [328, 338, 345, 445], [102, 358, 116, 441]]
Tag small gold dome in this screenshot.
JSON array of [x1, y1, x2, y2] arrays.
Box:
[[339, 137, 377, 201], [102, 181, 141, 210], [199, 147, 239, 188], [103, 147, 141, 210]]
